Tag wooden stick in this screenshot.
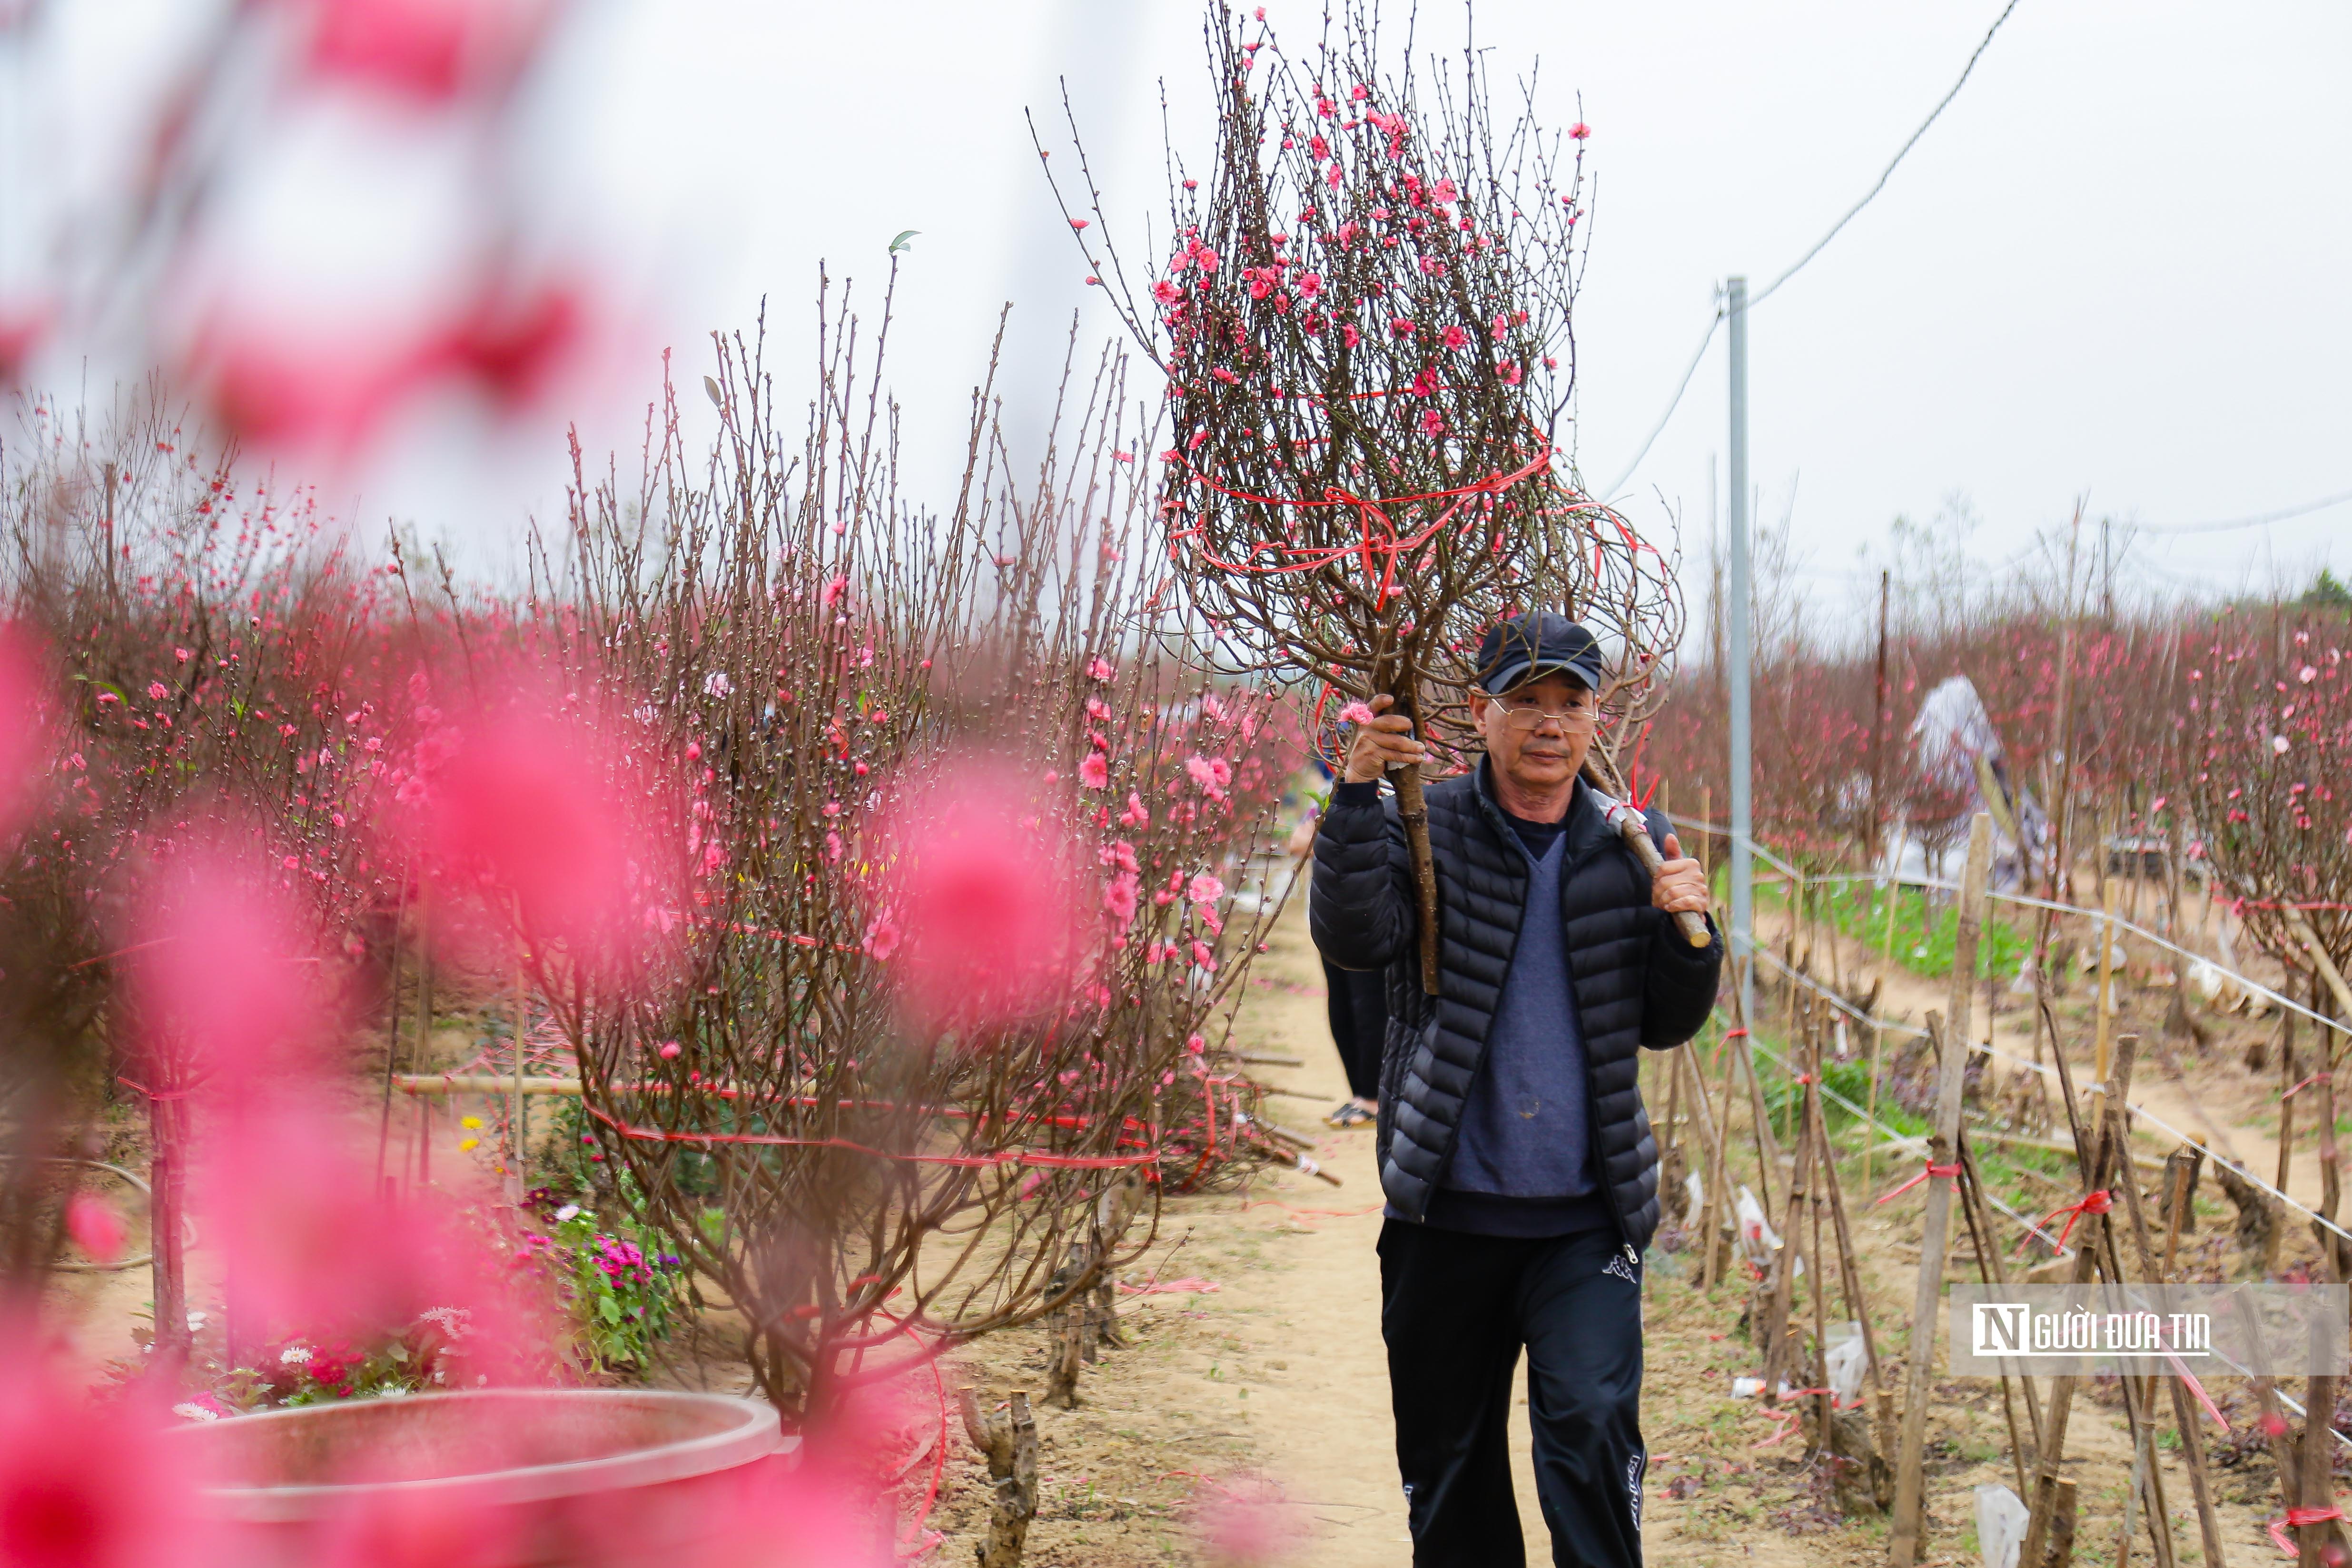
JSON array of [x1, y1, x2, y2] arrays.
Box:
[[1680, 1035, 1730, 1292], [2118, 1136, 2228, 1568], [1804, 1023, 1833, 1461], [1889, 812, 1993, 1568], [1811, 1067, 1888, 1407], [2017, 1033, 2144, 1568], [1760, 1068, 1818, 1402], [511, 959, 528, 1198], [1955, 1137, 2037, 1499]]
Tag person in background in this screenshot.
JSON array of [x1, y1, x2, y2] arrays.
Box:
[[1290, 799, 1385, 1127]]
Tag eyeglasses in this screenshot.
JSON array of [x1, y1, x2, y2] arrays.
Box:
[[1499, 700, 1598, 731]]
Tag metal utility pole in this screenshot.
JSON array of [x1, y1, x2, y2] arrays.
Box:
[[1726, 276, 1752, 1017]]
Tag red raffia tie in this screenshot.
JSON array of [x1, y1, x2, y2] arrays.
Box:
[[115, 1075, 190, 1103], [1874, 1160, 1961, 1205], [582, 1103, 1159, 1172], [2283, 1071, 2326, 1101], [2269, 1505, 2344, 1557], [1723, 1028, 1750, 1040], [1166, 446, 1557, 609], [2017, 1189, 2113, 1254]]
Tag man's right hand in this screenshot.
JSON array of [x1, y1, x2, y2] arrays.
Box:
[[1344, 693, 1426, 784]]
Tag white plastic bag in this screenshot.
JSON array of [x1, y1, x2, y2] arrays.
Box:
[[1683, 1169, 1706, 1227], [1734, 1186, 1781, 1269], [1825, 1321, 1867, 1406], [1975, 1483, 2030, 1568], [1730, 1375, 1764, 1398]]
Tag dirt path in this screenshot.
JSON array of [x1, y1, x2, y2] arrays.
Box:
[[932, 889, 2323, 1565]]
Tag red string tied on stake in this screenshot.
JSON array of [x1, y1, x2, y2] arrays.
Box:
[[2268, 1505, 2344, 1558], [2017, 1188, 2112, 1254], [1874, 1160, 1961, 1206]]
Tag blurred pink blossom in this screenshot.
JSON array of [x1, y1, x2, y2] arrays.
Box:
[[1191, 1472, 1299, 1566], [418, 696, 676, 960], [124, 842, 333, 1096], [64, 1193, 127, 1265], [0, 626, 46, 838], [1077, 753, 1110, 790], [196, 1102, 528, 1343], [293, 0, 556, 105], [0, 1348, 213, 1568], [1336, 700, 1377, 725], [876, 762, 1084, 1033]]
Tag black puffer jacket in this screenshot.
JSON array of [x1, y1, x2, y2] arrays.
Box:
[[1311, 763, 1723, 1251]]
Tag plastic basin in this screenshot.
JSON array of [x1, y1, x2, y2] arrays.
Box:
[[176, 1388, 788, 1566]]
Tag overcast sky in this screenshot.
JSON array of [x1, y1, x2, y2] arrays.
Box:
[[12, 0, 2349, 626]]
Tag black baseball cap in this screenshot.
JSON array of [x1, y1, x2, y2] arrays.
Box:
[[1475, 612, 1603, 695]]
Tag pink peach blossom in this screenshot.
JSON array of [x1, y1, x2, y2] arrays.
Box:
[[879, 762, 1084, 1032], [64, 1192, 126, 1264], [1078, 752, 1111, 789]]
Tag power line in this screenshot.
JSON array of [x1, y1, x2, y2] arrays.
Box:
[[2135, 488, 2352, 535], [1601, 0, 2029, 493], [1598, 304, 1722, 499], [1748, 0, 2026, 309]]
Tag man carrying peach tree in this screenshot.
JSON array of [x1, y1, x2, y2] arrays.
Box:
[[1313, 611, 1723, 1568]]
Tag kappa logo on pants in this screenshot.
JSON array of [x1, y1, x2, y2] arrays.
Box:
[[1627, 1449, 1647, 1532], [1601, 1246, 1639, 1286]]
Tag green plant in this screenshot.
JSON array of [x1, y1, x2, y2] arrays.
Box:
[[523, 1199, 688, 1373]]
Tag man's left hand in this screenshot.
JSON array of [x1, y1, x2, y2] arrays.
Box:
[[1651, 833, 1710, 917]]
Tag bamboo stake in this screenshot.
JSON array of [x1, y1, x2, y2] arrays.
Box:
[[1760, 1066, 1818, 1403], [511, 959, 528, 1200], [2279, 997, 2299, 1202], [1805, 1022, 1833, 1463], [1683, 1036, 1731, 1292], [374, 868, 412, 1190], [1865, 1014, 1885, 1198], [1955, 1137, 2038, 1498], [1814, 1074, 1895, 1465], [1888, 811, 1993, 1568], [2016, 1034, 2144, 1568], [2117, 1132, 2228, 1568], [2094, 876, 2119, 1097]]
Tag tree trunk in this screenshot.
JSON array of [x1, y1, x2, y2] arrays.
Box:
[[960, 1389, 1040, 1568], [1390, 762, 1440, 995]]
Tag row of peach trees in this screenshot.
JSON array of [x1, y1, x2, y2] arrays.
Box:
[[0, 284, 1304, 1458], [1640, 585, 2351, 997]]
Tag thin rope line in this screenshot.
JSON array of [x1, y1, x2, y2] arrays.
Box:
[[1599, 306, 1724, 501], [1729, 935, 2352, 1249], [2136, 488, 2352, 536], [1749, 0, 2027, 308], [1602, 0, 2027, 491]]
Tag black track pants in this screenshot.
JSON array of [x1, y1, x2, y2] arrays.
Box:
[[1378, 1220, 1646, 1568], [1320, 957, 1387, 1103]]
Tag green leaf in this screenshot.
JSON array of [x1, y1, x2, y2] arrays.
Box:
[[598, 1295, 623, 1324], [889, 229, 919, 255]]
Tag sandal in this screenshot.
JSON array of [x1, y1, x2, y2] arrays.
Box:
[[1324, 1102, 1375, 1129]]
